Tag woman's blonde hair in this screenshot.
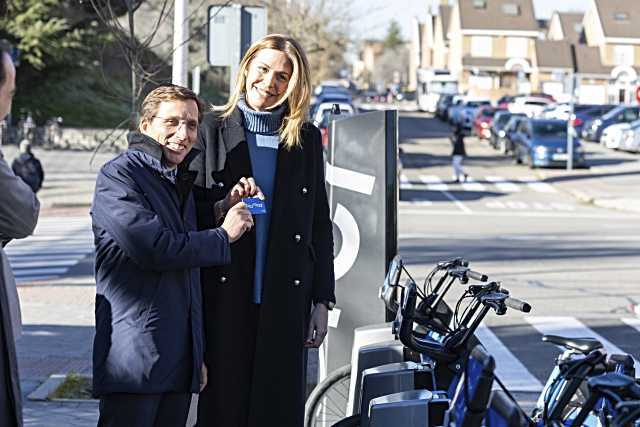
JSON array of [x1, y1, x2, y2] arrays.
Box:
[[220, 34, 312, 149]]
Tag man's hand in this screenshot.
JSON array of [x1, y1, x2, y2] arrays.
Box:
[[305, 303, 329, 348], [221, 202, 253, 243], [224, 177, 264, 211], [200, 362, 208, 392]]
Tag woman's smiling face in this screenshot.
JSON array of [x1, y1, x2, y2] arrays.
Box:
[[244, 48, 292, 111]]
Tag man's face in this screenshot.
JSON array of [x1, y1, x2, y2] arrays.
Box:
[[140, 99, 199, 169], [244, 48, 292, 111], [0, 53, 16, 121]]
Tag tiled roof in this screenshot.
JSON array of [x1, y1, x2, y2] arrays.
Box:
[[535, 40, 573, 70], [595, 0, 640, 39], [574, 44, 612, 75], [440, 4, 452, 38], [557, 13, 584, 44], [458, 0, 538, 32], [462, 56, 508, 69]]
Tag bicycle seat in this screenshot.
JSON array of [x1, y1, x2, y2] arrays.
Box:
[[587, 373, 636, 393], [542, 335, 603, 353]]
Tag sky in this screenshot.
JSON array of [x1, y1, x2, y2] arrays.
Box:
[[349, 0, 590, 41]]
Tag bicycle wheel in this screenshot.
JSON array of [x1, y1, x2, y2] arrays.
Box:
[[305, 364, 352, 427]]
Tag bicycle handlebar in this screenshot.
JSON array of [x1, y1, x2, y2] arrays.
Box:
[[504, 297, 531, 313], [467, 269, 488, 282]]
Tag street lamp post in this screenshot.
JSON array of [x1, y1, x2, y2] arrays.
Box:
[[172, 0, 189, 86]]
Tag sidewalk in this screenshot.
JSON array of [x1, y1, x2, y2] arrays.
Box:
[[532, 142, 640, 214]]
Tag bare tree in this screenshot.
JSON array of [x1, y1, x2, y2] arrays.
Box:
[[87, 0, 172, 129]]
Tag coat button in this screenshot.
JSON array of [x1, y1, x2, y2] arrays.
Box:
[[302, 187, 308, 195], [294, 234, 301, 243], [219, 276, 227, 284], [293, 279, 301, 286]]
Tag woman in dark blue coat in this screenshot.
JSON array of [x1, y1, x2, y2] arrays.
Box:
[[192, 34, 336, 427]]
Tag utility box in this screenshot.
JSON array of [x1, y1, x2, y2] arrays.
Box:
[[207, 4, 267, 90]]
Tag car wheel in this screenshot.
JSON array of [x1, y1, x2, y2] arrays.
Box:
[[499, 139, 508, 154]]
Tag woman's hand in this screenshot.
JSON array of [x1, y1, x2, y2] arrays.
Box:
[[305, 303, 329, 348], [224, 177, 264, 211]]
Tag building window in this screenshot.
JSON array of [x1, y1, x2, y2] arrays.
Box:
[[613, 12, 629, 21], [613, 45, 634, 66], [468, 75, 493, 90], [502, 4, 520, 16], [473, 0, 487, 9], [470, 36, 492, 57], [506, 37, 528, 58]]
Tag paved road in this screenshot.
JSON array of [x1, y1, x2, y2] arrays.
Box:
[[7, 112, 640, 424], [398, 112, 640, 393]]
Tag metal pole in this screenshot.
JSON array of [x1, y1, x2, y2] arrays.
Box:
[[567, 71, 574, 171], [192, 66, 201, 94], [172, 0, 189, 86]]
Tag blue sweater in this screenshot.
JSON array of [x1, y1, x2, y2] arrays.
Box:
[[237, 98, 286, 303]]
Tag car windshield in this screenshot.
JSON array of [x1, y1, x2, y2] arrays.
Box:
[[467, 101, 490, 108], [480, 109, 496, 117], [532, 122, 567, 137], [495, 114, 512, 126], [602, 106, 626, 120]]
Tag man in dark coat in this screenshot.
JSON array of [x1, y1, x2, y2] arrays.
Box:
[[11, 140, 44, 193], [0, 42, 40, 427], [91, 85, 255, 427]]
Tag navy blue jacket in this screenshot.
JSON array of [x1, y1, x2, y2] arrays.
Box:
[[91, 132, 230, 396]]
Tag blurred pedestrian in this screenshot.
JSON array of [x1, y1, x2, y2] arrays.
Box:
[[0, 42, 40, 427], [193, 34, 336, 427], [451, 124, 468, 183], [91, 85, 254, 427], [12, 140, 44, 193]]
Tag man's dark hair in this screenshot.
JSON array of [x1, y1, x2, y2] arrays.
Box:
[[140, 84, 205, 127], [0, 0, 7, 17]]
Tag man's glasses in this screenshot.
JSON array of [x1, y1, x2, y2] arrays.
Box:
[[152, 116, 198, 132]]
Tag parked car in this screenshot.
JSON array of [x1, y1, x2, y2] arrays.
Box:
[[494, 113, 528, 154], [315, 108, 354, 148], [459, 100, 492, 132], [312, 102, 355, 127], [601, 121, 632, 149], [490, 111, 526, 153], [436, 94, 456, 120], [447, 96, 467, 125], [570, 104, 617, 136], [473, 106, 505, 140], [512, 119, 585, 168], [581, 105, 640, 142], [496, 95, 515, 108], [620, 120, 640, 153], [507, 96, 553, 117]]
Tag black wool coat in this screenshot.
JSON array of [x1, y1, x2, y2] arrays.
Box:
[[191, 108, 336, 427]]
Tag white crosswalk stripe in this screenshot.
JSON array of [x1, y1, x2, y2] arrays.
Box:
[[5, 216, 93, 283], [485, 176, 521, 193], [476, 324, 543, 392], [525, 316, 640, 374], [419, 175, 449, 191], [461, 177, 486, 192], [471, 316, 640, 395], [400, 174, 558, 194], [400, 174, 414, 189], [517, 176, 558, 193]]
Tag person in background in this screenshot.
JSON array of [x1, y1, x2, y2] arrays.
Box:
[[91, 85, 254, 427], [12, 140, 44, 193], [0, 41, 40, 427], [451, 124, 469, 183], [192, 34, 336, 427]]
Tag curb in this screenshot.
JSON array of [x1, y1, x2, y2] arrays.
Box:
[[28, 374, 97, 404]]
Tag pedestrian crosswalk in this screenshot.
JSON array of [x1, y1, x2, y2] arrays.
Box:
[[475, 316, 640, 392], [400, 173, 558, 194], [5, 216, 93, 283]]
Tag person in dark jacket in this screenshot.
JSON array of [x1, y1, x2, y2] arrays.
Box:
[[451, 124, 468, 183], [0, 43, 40, 427], [192, 34, 336, 427], [12, 140, 44, 193], [91, 85, 255, 427]]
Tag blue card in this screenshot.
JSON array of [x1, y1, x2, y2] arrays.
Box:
[[242, 197, 266, 215]]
